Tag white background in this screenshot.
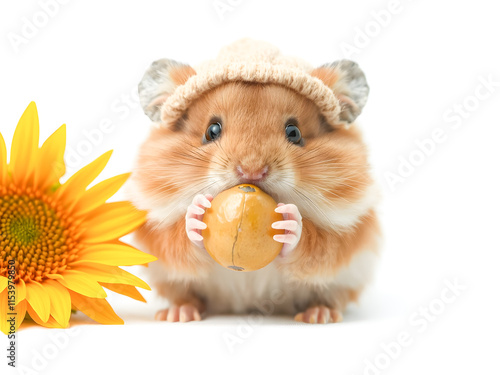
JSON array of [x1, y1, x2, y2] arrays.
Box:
[[1, 0, 499, 374]]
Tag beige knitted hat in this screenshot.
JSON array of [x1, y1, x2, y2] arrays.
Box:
[[139, 39, 369, 128]]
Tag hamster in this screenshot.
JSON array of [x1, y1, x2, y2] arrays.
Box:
[[129, 57, 381, 324]]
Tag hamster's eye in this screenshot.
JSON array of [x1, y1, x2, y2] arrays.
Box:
[[285, 124, 303, 145], [204, 122, 222, 143]]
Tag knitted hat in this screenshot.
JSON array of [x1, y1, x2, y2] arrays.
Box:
[[139, 39, 369, 128]]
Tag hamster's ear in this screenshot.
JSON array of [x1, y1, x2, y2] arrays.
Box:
[[138, 59, 196, 122], [311, 60, 369, 125]]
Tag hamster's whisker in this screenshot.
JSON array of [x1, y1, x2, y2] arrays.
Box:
[[304, 172, 369, 187], [188, 147, 229, 169], [140, 174, 227, 200], [280, 181, 340, 228], [170, 143, 229, 167], [192, 141, 231, 168], [293, 159, 367, 167], [187, 146, 221, 161], [314, 185, 351, 204], [212, 141, 231, 162], [313, 174, 365, 192], [290, 148, 365, 165], [174, 152, 227, 169], [337, 177, 372, 186], [158, 175, 226, 189], [315, 179, 367, 194]]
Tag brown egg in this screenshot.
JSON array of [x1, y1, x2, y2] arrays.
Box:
[[202, 184, 284, 272]]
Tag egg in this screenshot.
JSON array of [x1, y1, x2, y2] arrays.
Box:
[[202, 184, 284, 271]]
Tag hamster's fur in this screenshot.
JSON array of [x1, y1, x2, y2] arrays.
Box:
[[129, 58, 381, 324]]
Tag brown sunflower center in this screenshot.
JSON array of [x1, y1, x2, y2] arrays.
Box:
[[0, 185, 82, 283]]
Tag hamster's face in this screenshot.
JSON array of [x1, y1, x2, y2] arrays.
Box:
[[132, 82, 375, 229]]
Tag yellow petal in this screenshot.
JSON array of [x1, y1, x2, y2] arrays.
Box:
[[35, 124, 66, 191], [0, 290, 27, 335], [26, 281, 50, 323], [69, 291, 124, 325], [42, 279, 71, 327], [75, 243, 157, 266], [56, 150, 112, 204], [0, 278, 26, 308], [26, 304, 64, 328], [81, 201, 146, 243], [15, 279, 26, 306], [73, 173, 131, 217], [0, 277, 6, 293], [45, 273, 63, 280], [0, 131, 7, 185], [100, 283, 146, 303], [57, 270, 107, 298], [10, 102, 39, 187], [70, 263, 150, 290]]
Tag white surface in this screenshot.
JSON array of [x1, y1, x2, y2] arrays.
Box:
[[1, 0, 500, 374]]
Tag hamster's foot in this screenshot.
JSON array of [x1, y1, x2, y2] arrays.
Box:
[[272, 203, 303, 257], [185, 193, 214, 249], [155, 303, 202, 323], [294, 306, 343, 324]]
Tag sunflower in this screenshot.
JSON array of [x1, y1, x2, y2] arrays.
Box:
[[0, 102, 156, 334]]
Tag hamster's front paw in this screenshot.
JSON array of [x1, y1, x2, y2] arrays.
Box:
[[272, 203, 303, 257], [185, 193, 213, 250]]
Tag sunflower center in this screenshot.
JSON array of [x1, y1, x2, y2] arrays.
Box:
[[0, 185, 82, 283], [10, 216, 40, 245]]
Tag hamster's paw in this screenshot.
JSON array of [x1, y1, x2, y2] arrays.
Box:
[[155, 303, 202, 323], [272, 203, 303, 257], [185, 193, 213, 249], [294, 306, 343, 324]]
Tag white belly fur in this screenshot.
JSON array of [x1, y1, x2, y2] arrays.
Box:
[[181, 249, 379, 314]]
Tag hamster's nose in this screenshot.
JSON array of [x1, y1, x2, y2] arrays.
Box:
[[236, 165, 269, 182]]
